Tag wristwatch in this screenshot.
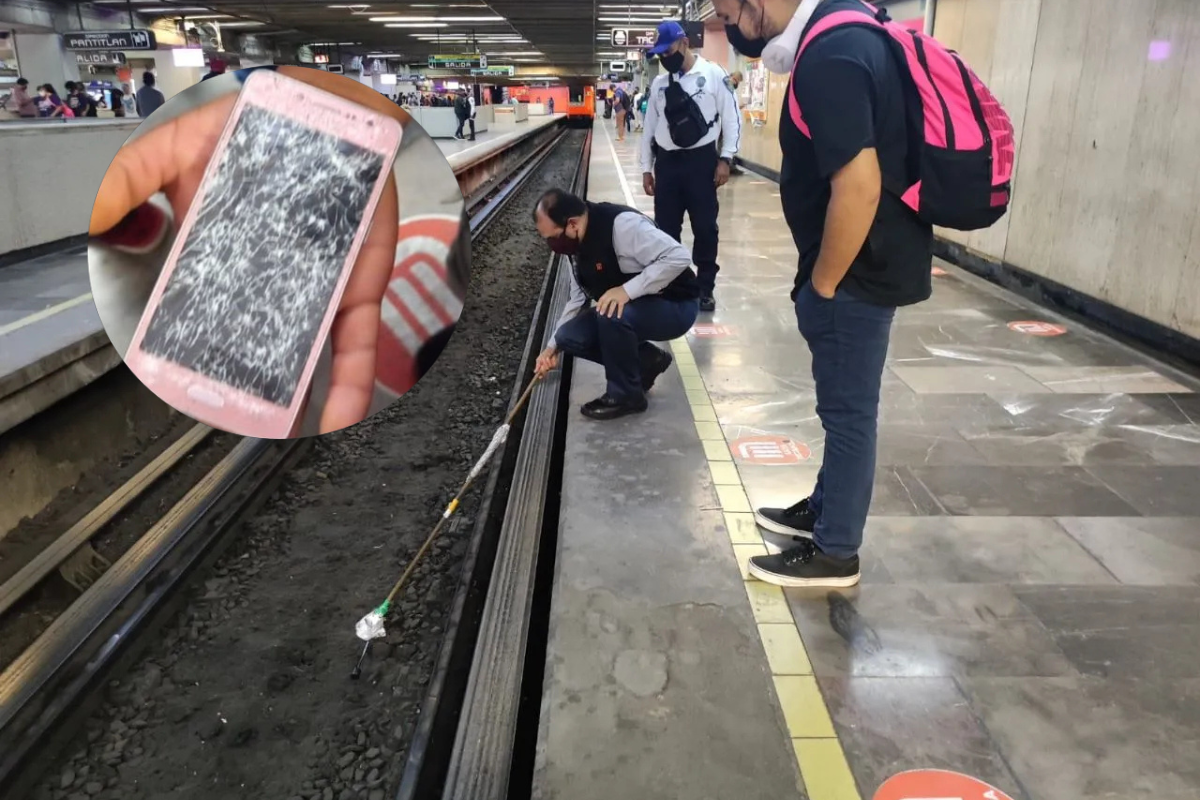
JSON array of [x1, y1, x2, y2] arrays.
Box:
[[719, 156, 732, 166]]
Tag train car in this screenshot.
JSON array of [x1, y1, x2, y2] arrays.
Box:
[[565, 83, 594, 128]]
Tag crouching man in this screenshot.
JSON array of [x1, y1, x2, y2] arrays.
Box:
[[533, 188, 700, 420]]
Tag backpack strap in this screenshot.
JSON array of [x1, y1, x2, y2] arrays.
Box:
[[787, 2, 885, 137]]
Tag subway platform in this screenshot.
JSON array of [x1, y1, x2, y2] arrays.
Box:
[[0, 246, 115, 435], [534, 122, 1200, 800]]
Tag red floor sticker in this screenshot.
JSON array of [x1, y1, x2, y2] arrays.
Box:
[[874, 769, 1015, 800], [730, 435, 811, 465], [931, 265, 948, 277], [690, 323, 733, 337], [1007, 320, 1067, 336]]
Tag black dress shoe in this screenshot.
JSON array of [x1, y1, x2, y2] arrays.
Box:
[[638, 345, 674, 392], [581, 393, 648, 420], [699, 295, 716, 312]]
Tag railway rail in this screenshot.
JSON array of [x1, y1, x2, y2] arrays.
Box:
[[0, 121, 591, 800]]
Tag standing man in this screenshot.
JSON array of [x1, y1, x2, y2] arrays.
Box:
[[533, 188, 700, 421], [135, 71, 165, 118], [641, 20, 740, 313], [714, 0, 932, 587]]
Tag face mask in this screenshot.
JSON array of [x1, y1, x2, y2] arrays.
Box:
[[547, 227, 579, 256], [728, 0, 822, 75], [659, 50, 685, 75]]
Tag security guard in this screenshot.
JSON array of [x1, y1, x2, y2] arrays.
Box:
[[641, 20, 741, 312], [533, 188, 701, 421]]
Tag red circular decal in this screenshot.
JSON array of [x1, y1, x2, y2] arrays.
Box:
[[931, 266, 948, 277], [1007, 320, 1067, 337], [874, 769, 1015, 800], [690, 323, 733, 337], [376, 215, 464, 397], [730, 435, 811, 465]]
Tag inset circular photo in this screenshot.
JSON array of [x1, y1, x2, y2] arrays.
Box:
[[88, 66, 469, 439]]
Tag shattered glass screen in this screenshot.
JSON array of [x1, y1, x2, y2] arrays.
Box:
[[141, 105, 386, 406]]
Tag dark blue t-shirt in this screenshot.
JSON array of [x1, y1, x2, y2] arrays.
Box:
[[780, 0, 932, 307]]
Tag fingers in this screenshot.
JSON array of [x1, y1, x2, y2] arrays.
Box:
[[320, 169, 399, 434], [90, 92, 237, 235]]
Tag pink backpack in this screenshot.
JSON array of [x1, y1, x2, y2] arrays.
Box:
[[789, 1, 1015, 231]]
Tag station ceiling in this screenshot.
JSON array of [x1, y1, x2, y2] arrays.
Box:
[[88, 0, 683, 77]]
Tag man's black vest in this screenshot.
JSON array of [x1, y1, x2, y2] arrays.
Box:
[[572, 202, 700, 303]]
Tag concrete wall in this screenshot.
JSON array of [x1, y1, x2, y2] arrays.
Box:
[[0, 120, 137, 254], [12, 32, 79, 88], [934, 0, 1200, 340]]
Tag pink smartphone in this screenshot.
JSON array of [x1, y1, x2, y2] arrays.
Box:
[[124, 69, 402, 438]]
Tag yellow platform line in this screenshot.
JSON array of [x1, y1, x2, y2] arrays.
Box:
[[601, 122, 860, 800], [676, 333, 862, 800]]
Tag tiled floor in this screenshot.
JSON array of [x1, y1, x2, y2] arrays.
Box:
[[553, 123, 1200, 800]]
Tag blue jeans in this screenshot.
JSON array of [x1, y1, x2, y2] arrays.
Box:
[[555, 295, 699, 400], [795, 281, 895, 559]]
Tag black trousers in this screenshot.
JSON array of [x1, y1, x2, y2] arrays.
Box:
[[455, 117, 475, 138], [653, 144, 719, 296]]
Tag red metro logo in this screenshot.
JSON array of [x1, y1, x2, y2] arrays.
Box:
[[874, 769, 1015, 800]]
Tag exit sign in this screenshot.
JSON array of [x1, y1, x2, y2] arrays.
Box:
[[428, 53, 486, 70]]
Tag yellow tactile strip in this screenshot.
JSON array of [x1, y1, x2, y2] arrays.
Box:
[[671, 336, 863, 800]]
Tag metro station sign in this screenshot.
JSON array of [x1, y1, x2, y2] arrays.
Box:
[[75, 51, 127, 66], [471, 65, 515, 76], [64, 29, 157, 51], [611, 28, 658, 48], [428, 53, 487, 70]]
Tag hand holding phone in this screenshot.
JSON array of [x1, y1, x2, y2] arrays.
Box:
[[95, 69, 403, 437]]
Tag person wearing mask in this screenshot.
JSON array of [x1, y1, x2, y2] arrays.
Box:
[[714, 0, 933, 588], [454, 91, 475, 140], [641, 20, 740, 314], [2, 77, 38, 117], [37, 84, 66, 117], [135, 71, 165, 118], [533, 188, 700, 421]]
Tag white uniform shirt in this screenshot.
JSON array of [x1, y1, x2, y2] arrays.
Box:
[[468, 95, 477, 119], [639, 54, 741, 174]]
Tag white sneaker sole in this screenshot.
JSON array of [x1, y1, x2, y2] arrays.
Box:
[[746, 560, 861, 588]]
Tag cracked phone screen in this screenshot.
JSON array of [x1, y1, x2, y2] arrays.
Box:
[[140, 104, 386, 406]]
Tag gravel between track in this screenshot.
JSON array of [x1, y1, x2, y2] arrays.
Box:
[[30, 132, 584, 800]]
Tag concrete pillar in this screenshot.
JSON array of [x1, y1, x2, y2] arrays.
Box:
[[145, 51, 201, 101], [13, 33, 79, 88]]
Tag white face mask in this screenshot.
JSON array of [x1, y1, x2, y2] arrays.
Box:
[[761, 0, 823, 74]]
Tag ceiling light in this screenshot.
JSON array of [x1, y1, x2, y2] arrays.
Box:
[[369, 15, 502, 22], [219, 21, 267, 27], [384, 22, 449, 27], [328, 4, 371, 7]]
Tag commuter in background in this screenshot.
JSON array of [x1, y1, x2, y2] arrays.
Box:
[[614, 84, 628, 141], [65, 81, 98, 118], [36, 84, 66, 117], [135, 71, 165, 119], [548, 96, 555, 114], [1, 77, 38, 117], [641, 20, 740, 313], [200, 58, 227, 82], [110, 83, 126, 117], [533, 188, 700, 421], [120, 82, 138, 117], [717, 0, 933, 588]]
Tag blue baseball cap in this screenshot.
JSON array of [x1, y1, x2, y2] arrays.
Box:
[[648, 20, 687, 56]]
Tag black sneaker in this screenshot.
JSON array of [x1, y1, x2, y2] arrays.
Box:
[[581, 393, 648, 421], [747, 538, 860, 588], [699, 295, 716, 312], [755, 498, 817, 537], [638, 345, 673, 392]]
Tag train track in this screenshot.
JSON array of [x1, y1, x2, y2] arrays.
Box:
[[0, 122, 589, 800]]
